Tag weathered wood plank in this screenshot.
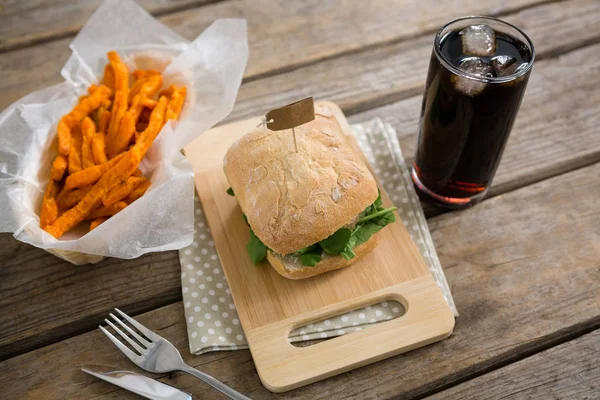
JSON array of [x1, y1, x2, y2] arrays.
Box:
[[0, 0, 219, 52], [352, 42, 600, 201], [1, 162, 598, 399], [0, 0, 557, 110], [2, 14, 600, 360], [0, 236, 182, 361], [162, 0, 552, 80], [425, 330, 600, 400], [230, 0, 600, 121]]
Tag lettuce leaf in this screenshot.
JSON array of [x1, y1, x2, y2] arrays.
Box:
[[300, 248, 322, 267], [340, 192, 396, 260], [239, 190, 396, 267], [319, 228, 352, 255], [247, 228, 267, 264]]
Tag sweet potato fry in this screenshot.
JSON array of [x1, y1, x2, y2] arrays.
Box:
[[129, 81, 145, 103], [97, 108, 111, 133], [68, 124, 83, 174], [69, 85, 112, 122], [108, 112, 136, 159], [141, 98, 157, 109], [88, 201, 127, 219], [89, 217, 107, 231], [64, 152, 126, 190], [133, 96, 168, 157], [124, 179, 151, 204], [40, 180, 59, 228], [81, 116, 94, 134], [132, 69, 160, 80], [103, 64, 115, 91], [129, 74, 162, 121], [92, 131, 108, 165], [103, 176, 147, 207], [57, 116, 73, 155], [65, 164, 102, 190], [45, 151, 139, 238], [50, 154, 68, 181], [158, 84, 176, 99], [41, 50, 189, 237], [106, 91, 128, 151], [165, 86, 187, 121], [56, 185, 92, 209], [81, 117, 96, 168], [107, 51, 129, 94], [136, 108, 152, 133], [129, 72, 159, 102]]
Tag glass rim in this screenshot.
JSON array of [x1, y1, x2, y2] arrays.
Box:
[[434, 16, 536, 84]]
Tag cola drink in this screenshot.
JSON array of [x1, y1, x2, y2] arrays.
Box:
[[412, 17, 534, 208]]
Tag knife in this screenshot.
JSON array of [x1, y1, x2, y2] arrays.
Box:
[[82, 365, 192, 400]]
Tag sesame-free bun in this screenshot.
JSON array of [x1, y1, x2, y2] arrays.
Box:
[[223, 104, 378, 256]]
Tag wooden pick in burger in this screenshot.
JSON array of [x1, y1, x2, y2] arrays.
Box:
[[266, 97, 315, 152]]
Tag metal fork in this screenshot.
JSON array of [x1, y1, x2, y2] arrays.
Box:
[[99, 308, 250, 400]]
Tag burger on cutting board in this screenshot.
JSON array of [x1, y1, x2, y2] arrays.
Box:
[[223, 104, 397, 279]]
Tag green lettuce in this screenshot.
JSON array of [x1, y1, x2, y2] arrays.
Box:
[[247, 228, 267, 264], [229, 188, 396, 266], [339, 191, 396, 259]]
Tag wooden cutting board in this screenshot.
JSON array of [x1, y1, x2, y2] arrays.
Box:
[[183, 101, 454, 393]]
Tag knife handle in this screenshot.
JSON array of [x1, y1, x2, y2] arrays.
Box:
[[180, 365, 251, 400]]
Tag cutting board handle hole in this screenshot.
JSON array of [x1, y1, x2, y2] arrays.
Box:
[[287, 300, 406, 347]]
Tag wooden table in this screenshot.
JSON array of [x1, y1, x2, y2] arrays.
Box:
[[1, 1, 599, 399]]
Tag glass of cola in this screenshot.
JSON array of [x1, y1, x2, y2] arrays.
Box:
[[412, 16, 535, 208]]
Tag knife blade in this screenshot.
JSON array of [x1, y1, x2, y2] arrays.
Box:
[[82, 365, 192, 400]]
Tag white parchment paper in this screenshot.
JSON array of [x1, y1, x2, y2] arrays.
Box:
[[0, 0, 248, 259]]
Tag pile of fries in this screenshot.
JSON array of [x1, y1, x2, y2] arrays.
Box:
[[40, 51, 187, 238]]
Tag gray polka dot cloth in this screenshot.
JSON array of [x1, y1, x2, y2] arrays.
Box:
[[180, 118, 457, 355]]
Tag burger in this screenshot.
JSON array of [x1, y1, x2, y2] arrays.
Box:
[[223, 104, 397, 279]]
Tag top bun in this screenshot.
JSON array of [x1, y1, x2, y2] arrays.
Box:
[[223, 104, 378, 255]]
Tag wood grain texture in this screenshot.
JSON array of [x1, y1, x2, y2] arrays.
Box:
[[0, 0, 598, 396], [228, 0, 600, 122], [0, 235, 182, 361], [1, 0, 549, 55], [0, 0, 562, 110], [425, 330, 600, 400], [0, 162, 598, 399], [0, 0, 219, 52], [248, 277, 453, 392], [185, 103, 452, 391], [352, 42, 600, 208], [163, 0, 549, 80], [185, 108, 431, 327], [0, 302, 265, 400], [2, 40, 600, 362]]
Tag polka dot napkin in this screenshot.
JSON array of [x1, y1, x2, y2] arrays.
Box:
[[180, 118, 457, 355]]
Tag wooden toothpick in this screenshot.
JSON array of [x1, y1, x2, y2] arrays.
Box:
[[292, 127, 298, 152], [265, 97, 315, 154]]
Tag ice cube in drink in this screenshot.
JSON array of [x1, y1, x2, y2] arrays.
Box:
[[413, 18, 534, 208], [460, 24, 496, 56]]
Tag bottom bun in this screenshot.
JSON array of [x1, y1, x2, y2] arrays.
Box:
[[266, 233, 380, 280]]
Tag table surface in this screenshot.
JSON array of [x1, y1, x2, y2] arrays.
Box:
[[1, 1, 599, 399]]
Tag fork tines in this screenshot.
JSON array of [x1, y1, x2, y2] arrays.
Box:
[[99, 308, 157, 362]]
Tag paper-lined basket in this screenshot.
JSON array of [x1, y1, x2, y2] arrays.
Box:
[[0, 0, 248, 264]]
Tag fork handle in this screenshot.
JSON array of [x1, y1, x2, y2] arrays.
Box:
[[180, 365, 251, 400]]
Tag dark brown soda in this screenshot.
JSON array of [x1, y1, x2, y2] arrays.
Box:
[[413, 29, 532, 204]]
